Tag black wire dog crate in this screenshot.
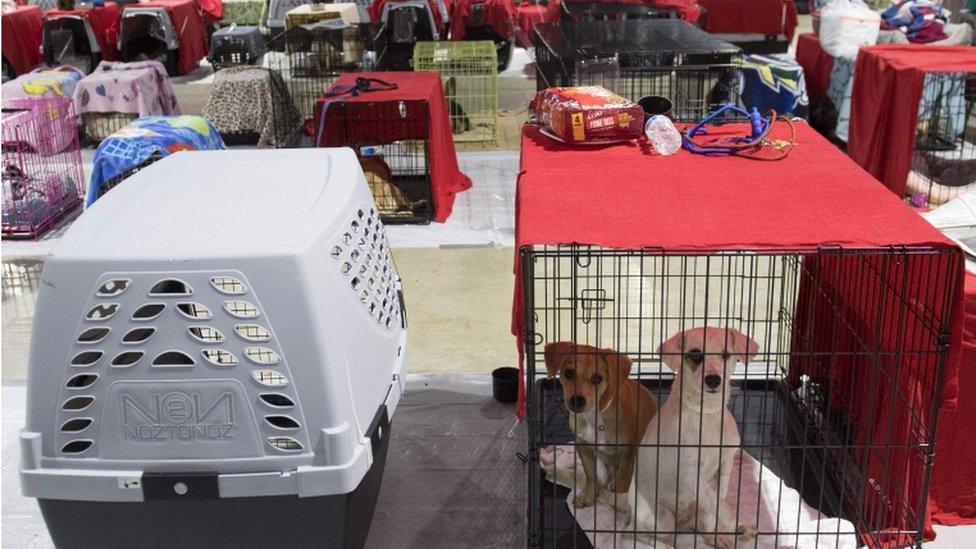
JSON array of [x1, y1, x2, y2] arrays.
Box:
[[93, 151, 164, 204], [534, 19, 742, 121], [522, 246, 959, 548], [318, 100, 433, 224], [909, 71, 975, 206]]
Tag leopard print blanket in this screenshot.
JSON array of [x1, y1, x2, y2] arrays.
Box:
[[203, 66, 301, 147]]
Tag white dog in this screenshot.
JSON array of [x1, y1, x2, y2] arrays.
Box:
[[623, 327, 759, 548]]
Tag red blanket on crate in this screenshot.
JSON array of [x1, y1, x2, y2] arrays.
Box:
[[511, 121, 967, 542], [794, 32, 834, 102], [515, 1, 560, 47], [1, 5, 44, 76], [47, 3, 123, 62], [450, 0, 517, 40], [126, 0, 209, 75], [847, 45, 976, 199], [698, 0, 798, 41], [559, 0, 701, 22], [313, 71, 472, 223]]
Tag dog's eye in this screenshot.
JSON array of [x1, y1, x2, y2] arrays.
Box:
[[563, 369, 575, 380], [686, 349, 704, 364], [590, 374, 603, 385]]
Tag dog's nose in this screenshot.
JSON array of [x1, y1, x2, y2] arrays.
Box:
[[704, 375, 722, 390], [568, 395, 587, 413]]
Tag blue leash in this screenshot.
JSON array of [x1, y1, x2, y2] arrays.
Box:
[[681, 105, 773, 155]]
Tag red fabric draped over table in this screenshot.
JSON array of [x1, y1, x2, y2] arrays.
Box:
[[127, 0, 209, 75], [794, 32, 834, 102], [515, 1, 560, 46], [511, 122, 966, 541], [847, 45, 976, 198], [47, 3, 123, 62], [1, 5, 44, 76], [313, 71, 472, 223], [698, 0, 798, 41], [450, 0, 517, 40], [196, 0, 223, 21]]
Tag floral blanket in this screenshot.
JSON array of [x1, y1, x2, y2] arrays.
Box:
[[73, 60, 181, 117]]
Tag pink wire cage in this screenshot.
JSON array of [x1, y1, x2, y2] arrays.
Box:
[[2, 98, 85, 240]]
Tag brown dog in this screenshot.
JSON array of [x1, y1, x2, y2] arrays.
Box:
[[545, 342, 658, 509]]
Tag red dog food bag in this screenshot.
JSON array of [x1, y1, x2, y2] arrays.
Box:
[[532, 86, 645, 143]]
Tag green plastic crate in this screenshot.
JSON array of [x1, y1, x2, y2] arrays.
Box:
[[414, 41, 498, 144]]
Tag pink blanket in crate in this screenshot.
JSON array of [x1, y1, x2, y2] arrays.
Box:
[[73, 60, 181, 116]]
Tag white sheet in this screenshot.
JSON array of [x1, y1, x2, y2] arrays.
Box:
[[540, 445, 859, 548]]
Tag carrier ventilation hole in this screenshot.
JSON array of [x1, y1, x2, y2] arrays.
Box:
[[62, 396, 94, 411], [132, 303, 166, 320], [77, 327, 110, 344], [265, 416, 300, 430], [235, 324, 270, 342], [96, 279, 130, 297], [61, 440, 93, 454], [122, 327, 156, 344], [267, 437, 303, 452], [86, 303, 119, 321], [259, 393, 295, 408], [331, 246, 342, 259], [252, 370, 288, 387], [149, 279, 192, 296], [202, 349, 238, 366], [340, 262, 352, 274], [210, 276, 247, 295], [223, 301, 259, 319], [153, 351, 195, 367], [351, 219, 360, 232], [111, 351, 144, 367], [245, 347, 280, 365], [71, 351, 103, 367], [188, 326, 224, 343], [66, 374, 98, 389], [177, 302, 212, 320], [60, 418, 92, 432]]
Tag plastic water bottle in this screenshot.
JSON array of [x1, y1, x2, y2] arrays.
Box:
[[644, 115, 682, 156]]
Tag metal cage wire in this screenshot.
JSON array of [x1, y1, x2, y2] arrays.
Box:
[[413, 41, 499, 143], [522, 246, 959, 548], [82, 112, 139, 146]]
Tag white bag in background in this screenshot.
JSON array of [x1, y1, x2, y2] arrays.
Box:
[[819, 0, 881, 57]]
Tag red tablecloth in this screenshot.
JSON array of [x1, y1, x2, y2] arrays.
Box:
[[848, 45, 976, 199], [47, 4, 122, 62], [794, 32, 834, 102], [126, 0, 208, 75], [196, 0, 222, 21], [450, 0, 517, 40], [314, 71, 472, 223], [515, 1, 559, 46], [559, 0, 701, 21], [1, 5, 44, 76], [512, 121, 966, 540], [699, 0, 797, 41], [369, 0, 449, 33]]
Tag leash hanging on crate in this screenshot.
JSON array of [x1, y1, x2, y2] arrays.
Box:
[[682, 105, 797, 161]]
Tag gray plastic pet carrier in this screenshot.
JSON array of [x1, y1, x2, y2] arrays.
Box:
[[209, 24, 267, 68], [20, 149, 408, 549]]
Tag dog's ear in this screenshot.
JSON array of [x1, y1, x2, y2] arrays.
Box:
[[599, 348, 633, 389], [658, 331, 685, 372], [544, 342, 575, 378], [728, 329, 759, 365]]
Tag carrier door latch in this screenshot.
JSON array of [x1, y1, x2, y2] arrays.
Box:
[[142, 472, 219, 500]]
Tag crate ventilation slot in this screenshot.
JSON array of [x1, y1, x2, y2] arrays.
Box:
[[71, 351, 103, 367], [264, 415, 300, 430], [331, 208, 401, 330], [223, 300, 259, 319], [202, 349, 238, 367], [188, 326, 224, 343], [149, 279, 192, 296], [177, 302, 213, 320], [211, 276, 247, 295], [86, 303, 118, 321], [259, 393, 295, 408], [252, 370, 287, 387], [61, 440, 93, 454], [122, 327, 155, 344], [66, 374, 98, 389], [132, 303, 166, 320], [245, 347, 280, 365], [60, 418, 92, 433], [77, 327, 110, 344], [96, 279, 130, 297], [153, 351, 195, 367], [62, 396, 94, 411], [235, 324, 270, 342], [112, 351, 144, 367], [267, 436, 303, 452]]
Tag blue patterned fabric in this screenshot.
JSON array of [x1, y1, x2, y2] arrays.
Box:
[[740, 54, 810, 119], [88, 116, 225, 205]]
